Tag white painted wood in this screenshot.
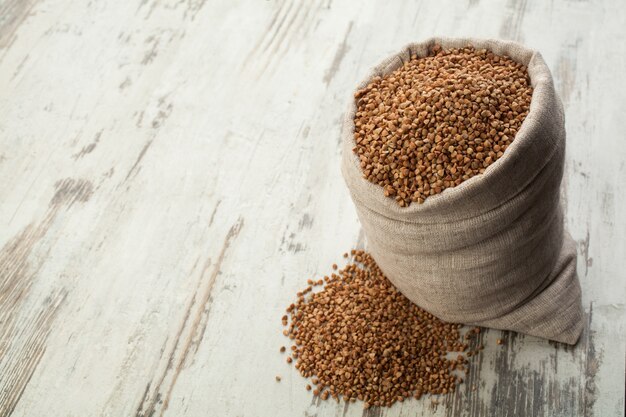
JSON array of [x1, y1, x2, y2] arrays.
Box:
[[0, 0, 624, 416]]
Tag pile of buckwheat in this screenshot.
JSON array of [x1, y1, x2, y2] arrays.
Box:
[[353, 45, 533, 206], [279, 250, 483, 408]]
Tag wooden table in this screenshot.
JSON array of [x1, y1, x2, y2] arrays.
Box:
[[1, 0, 624, 416]]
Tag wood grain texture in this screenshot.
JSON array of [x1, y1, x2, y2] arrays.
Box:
[[0, 0, 624, 416]]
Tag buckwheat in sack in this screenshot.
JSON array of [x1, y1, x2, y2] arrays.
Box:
[[341, 38, 584, 344]]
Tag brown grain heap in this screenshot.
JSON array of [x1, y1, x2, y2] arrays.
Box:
[[353, 45, 533, 206], [282, 251, 481, 408]]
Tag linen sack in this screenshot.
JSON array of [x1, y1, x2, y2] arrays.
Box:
[[341, 38, 584, 345]]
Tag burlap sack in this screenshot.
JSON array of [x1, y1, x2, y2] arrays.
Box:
[[341, 38, 584, 345]]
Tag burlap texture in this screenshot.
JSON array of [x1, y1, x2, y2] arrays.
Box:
[[341, 37, 584, 345]]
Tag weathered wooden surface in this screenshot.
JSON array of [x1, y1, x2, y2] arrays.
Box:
[[0, 0, 624, 416]]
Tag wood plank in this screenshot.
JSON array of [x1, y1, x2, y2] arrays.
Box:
[[0, 0, 624, 416]]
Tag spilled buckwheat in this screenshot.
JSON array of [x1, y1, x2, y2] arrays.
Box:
[[353, 45, 532, 206], [281, 250, 482, 408]]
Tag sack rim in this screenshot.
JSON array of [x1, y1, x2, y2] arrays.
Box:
[[341, 37, 564, 222]]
